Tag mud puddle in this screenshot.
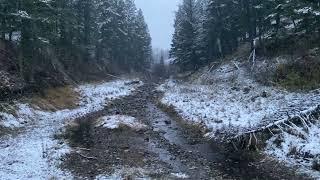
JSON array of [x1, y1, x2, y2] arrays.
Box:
[[147, 102, 225, 164]]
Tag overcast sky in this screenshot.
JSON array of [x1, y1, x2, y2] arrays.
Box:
[[135, 0, 181, 50]]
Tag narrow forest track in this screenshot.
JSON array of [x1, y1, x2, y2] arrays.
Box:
[[62, 82, 306, 179]]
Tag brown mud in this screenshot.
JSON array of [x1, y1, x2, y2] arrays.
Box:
[[61, 82, 306, 180]]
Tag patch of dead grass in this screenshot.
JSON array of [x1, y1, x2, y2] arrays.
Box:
[[30, 86, 80, 111], [274, 56, 320, 91], [0, 103, 18, 117]]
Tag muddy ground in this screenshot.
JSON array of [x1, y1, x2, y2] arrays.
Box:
[[60, 82, 307, 179]]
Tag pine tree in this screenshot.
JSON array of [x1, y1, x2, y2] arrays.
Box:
[[171, 0, 319, 71], [0, 0, 19, 40], [0, 0, 152, 81], [170, 0, 198, 71], [194, 0, 210, 65], [133, 9, 152, 71]]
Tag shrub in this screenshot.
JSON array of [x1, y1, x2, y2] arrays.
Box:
[[312, 156, 320, 171], [274, 55, 320, 91]]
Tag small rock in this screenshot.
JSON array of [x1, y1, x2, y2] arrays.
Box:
[[231, 87, 240, 91], [251, 96, 259, 102], [125, 80, 141, 85], [261, 91, 269, 98], [164, 120, 171, 125], [243, 87, 251, 94], [312, 156, 320, 171], [214, 119, 223, 123]]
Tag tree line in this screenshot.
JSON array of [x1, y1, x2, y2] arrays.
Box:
[[171, 0, 320, 71], [0, 0, 152, 83]]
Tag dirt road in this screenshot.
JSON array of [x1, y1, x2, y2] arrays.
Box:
[[60, 81, 304, 179]]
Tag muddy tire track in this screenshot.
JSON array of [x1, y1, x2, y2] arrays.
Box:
[[60, 83, 305, 179]]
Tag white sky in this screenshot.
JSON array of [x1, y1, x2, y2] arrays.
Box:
[[135, 0, 181, 49]]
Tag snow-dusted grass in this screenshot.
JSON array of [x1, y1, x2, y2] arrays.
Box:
[[158, 63, 320, 136], [266, 113, 320, 178], [95, 167, 150, 180], [170, 172, 189, 179], [95, 167, 189, 180], [0, 79, 142, 179], [95, 115, 147, 130], [159, 62, 320, 176]]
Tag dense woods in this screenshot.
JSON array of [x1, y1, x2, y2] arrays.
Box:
[[0, 0, 152, 84], [171, 0, 320, 71]]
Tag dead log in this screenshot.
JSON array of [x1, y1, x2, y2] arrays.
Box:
[[75, 151, 97, 160], [228, 105, 320, 150]]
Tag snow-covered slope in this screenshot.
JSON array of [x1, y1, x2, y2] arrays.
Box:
[[158, 61, 320, 177], [158, 62, 320, 135], [265, 108, 320, 178], [0, 79, 142, 179]]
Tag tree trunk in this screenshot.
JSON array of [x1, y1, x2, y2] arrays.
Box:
[[1, 18, 6, 40], [9, 31, 13, 41]]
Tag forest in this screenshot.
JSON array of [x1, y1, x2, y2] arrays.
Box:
[[0, 0, 320, 179], [171, 0, 320, 70], [0, 0, 151, 89]]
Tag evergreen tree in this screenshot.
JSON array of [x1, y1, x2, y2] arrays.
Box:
[[171, 0, 320, 71], [170, 0, 198, 71], [134, 9, 152, 71], [0, 0, 152, 81], [194, 0, 210, 64]]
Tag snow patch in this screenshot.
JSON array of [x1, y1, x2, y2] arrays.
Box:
[[159, 61, 320, 176], [0, 80, 143, 129], [95, 115, 147, 130], [158, 62, 320, 136], [11, 11, 31, 19], [170, 172, 189, 179], [0, 79, 142, 179], [0, 104, 36, 128], [95, 167, 149, 180], [265, 113, 320, 178]]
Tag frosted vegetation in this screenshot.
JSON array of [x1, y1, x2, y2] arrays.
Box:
[[159, 62, 319, 135], [266, 115, 320, 177], [95, 115, 147, 131], [0, 79, 142, 179], [158, 61, 320, 175], [0, 0, 319, 178]]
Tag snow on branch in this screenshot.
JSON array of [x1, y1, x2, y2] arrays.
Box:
[[229, 105, 320, 150]]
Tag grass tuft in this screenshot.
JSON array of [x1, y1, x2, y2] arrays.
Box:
[[274, 56, 320, 91], [30, 86, 80, 111]]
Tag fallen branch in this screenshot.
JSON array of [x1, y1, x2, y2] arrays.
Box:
[[199, 62, 220, 81], [251, 48, 256, 71], [247, 50, 254, 63], [76, 147, 91, 152], [106, 73, 122, 79], [229, 105, 320, 150], [75, 151, 98, 160], [232, 61, 240, 70]]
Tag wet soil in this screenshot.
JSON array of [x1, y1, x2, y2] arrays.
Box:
[[61, 82, 307, 179]]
